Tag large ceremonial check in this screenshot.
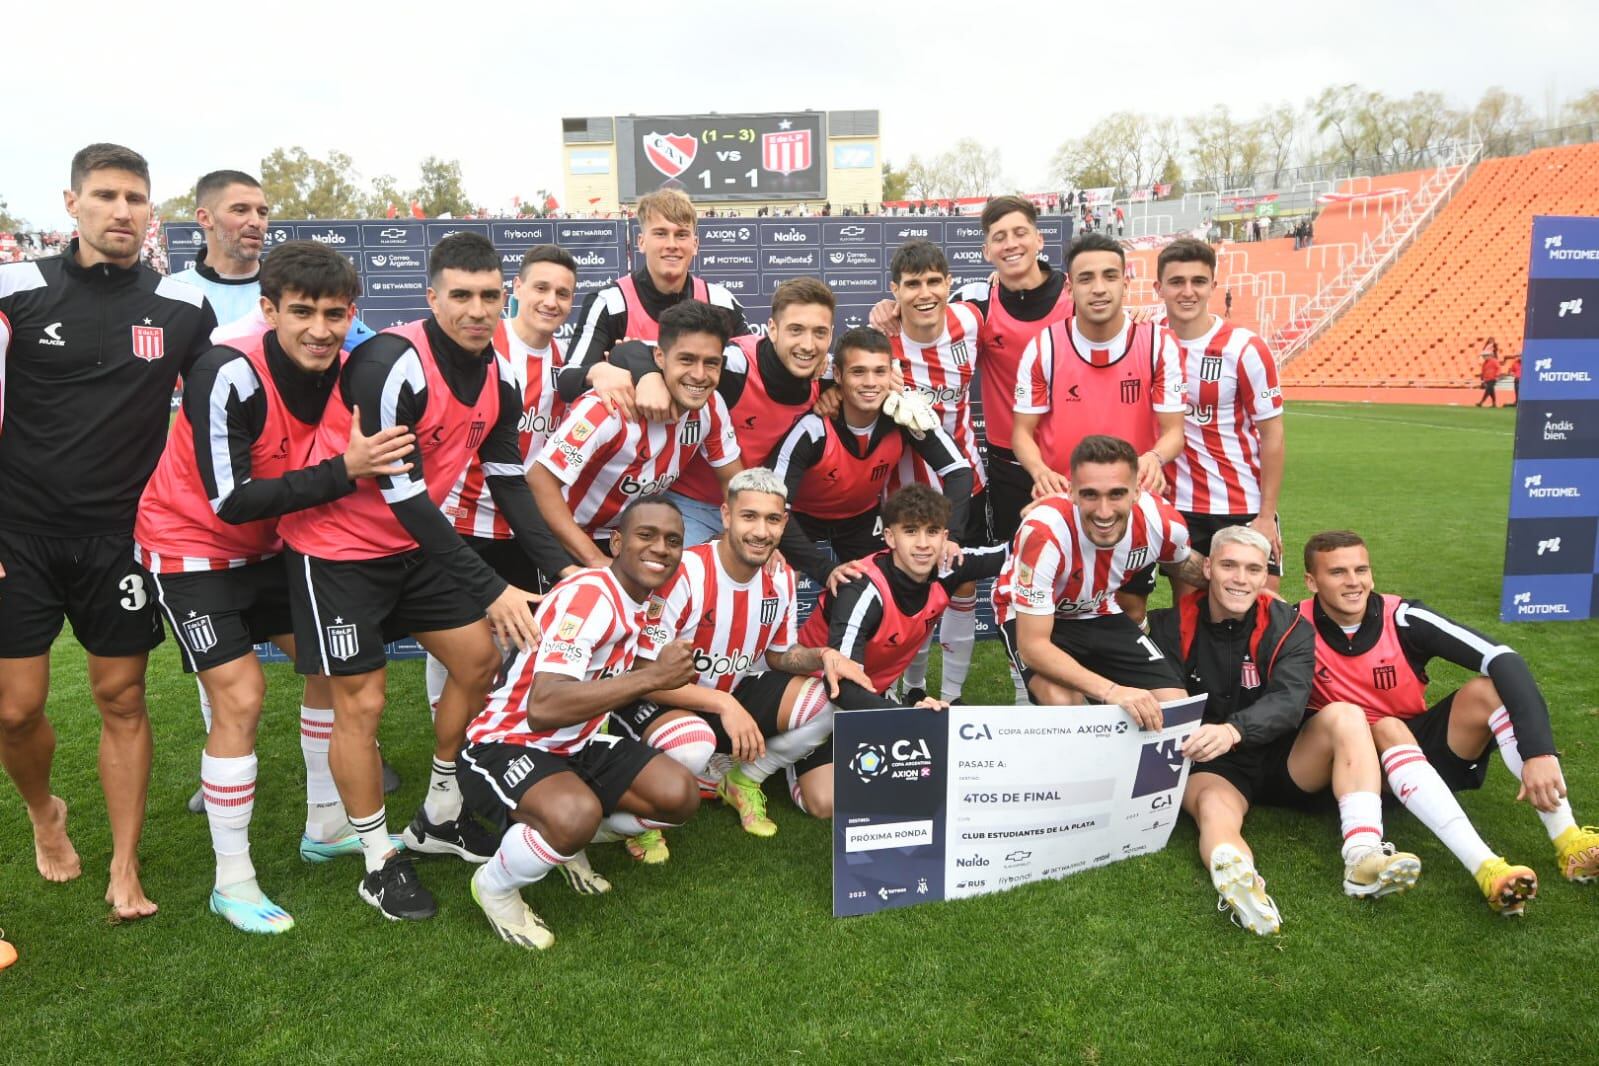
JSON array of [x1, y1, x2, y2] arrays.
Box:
[[832, 696, 1205, 917]]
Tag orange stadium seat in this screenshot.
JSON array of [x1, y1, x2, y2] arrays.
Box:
[[1284, 144, 1599, 390]]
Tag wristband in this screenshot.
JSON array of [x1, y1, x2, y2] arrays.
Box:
[[1103, 683, 1117, 704]]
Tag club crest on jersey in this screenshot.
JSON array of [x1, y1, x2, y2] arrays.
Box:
[[643, 132, 698, 178], [131, 324, 165, 362], [181, 613, 217, 654], [1240, 658, 1260, 689], [1120, 378, 1141, 405], [759, 596, 780, 625], [465, 420, 487, 450], [679, 418, 702, 446], [326, 623, 360, 661], [949, 340, 970, 366], [1200, 355, 1224, 382], [762, 130, 812, 176], [1372, 664, 1398, 690], [1124, 546, 1150, 571]]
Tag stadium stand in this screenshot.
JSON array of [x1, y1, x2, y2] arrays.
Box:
[[1284, 142, 1599, 399]]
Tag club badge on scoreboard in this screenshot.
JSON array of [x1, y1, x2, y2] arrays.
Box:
[[832, 696, 1204, 917]]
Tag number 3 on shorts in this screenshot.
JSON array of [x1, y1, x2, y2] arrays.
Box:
[[119, 573, 149, 611]]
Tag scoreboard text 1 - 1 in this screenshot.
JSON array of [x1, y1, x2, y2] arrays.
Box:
[[616, 112, 827, 203]]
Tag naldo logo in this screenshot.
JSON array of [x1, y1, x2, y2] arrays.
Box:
[[849, 743, 888, 782]]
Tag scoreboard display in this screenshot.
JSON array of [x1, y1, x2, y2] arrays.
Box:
[[616, 112, 827, 203]]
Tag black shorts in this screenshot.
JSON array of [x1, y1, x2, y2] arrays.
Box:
[[457, 734, 659, 828], [985, 447, 1030, 544], [1181, 512, 1284, 577], [959, 488, 994, 549], [286, 548, 484, 676], [794, 509, 884, 569], [149, 560, 292, 673], [0, 529, 164, 658], [611, 669, 798, 752], [464, 535, 550, 596], [1001, 612, 1184, 697], [1397, 690, 1493, 792], [1190, 731, 1327, 809]]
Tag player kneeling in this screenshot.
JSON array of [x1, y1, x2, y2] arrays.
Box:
[[615, 468, 874, 856], [456, 497, 699, 949], [1147, 527, 1419, 936]]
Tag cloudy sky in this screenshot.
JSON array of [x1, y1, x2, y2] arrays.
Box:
[[6, 0, 1596, 226]]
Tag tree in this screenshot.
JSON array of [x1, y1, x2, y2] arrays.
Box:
[[880, 158, 910, 202], [153, 191, 196, 222], [1309, 83, 1393, 167], [1257, 103, 1300, 186], [1565, 88, 1599, 126], [1186, 106, 1267, 191], [902, 153, 950, 201], [939, 139, 1005, 200], [411, 156, 473, 218], [364, 173, 407, 218], [0, 195, 22, 233], [1388, 91, 1461, 166], [260, 146, 365, 219], [1049, 112, 1175, 194], [1470, 86, 1534, 154]]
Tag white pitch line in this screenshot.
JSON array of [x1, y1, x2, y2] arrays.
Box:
[[1286, 407, 1512, 438]]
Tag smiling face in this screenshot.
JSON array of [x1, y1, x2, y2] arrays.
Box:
[[767, 301, 833, 380], [891, 268, 951, 338], [884, 518, 948, 582], [610, 501, 686, 597], [637, 212, 699, 292], [1305, 544, 1375, 628], [653, 330, 724, 411], [835, 345, 893, 420], [1204, 539, 1270, 619], [1155, 257, 1213, 333], [720, 489, 789, 573], [199, 182, 270, 268], [427, 267, 506, 350], [65, 167, 150, 268], [1068, 459, 1138, 548], [263, 289, 355, 373], [514, 261, 576, 347], [1068, 250, 1127, 329], [984, 210, 1046, 288]]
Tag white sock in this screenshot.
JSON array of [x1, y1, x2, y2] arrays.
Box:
[[938, 595, 977, 702], [1012, 664, 1030, 706], [649, 716, 716, 778], [349, 808, 393, 874], [478, 824, 573, 895], [904, 634, 931, 691], [787, 766, 809, 815], [197, 677, 213, 733], [1382, 745, 1495, 872], [1489, 706, 1577, 840], [422, 756, 463, 824], [425, 653, 448, 722], [299, 706, 348, 837], [202, 751, 257, 891], [746, 682, 833, 783], [1336, 790, 1384, 859], [602, 812, 674, 838]]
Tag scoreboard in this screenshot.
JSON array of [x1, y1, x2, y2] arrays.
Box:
[[616, 112, 828, 203]]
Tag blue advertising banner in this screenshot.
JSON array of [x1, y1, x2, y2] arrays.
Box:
[[1503, 215, 1599, 622]]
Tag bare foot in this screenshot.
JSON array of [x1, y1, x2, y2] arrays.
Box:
[[105, 861, 158, 921], [31, 796, 81, 882]]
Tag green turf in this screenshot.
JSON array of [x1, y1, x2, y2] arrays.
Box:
[[2, 402, 1596, 1064]]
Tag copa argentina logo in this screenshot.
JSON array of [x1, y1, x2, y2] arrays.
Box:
[[848, 738, 934, 782]]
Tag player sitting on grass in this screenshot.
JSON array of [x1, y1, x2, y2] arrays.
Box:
[[619, 467, 873, 857], [788, 484, 1008, 818], [456, 496, 699, 950], [1147, 526, 1420, 937], [1301, 530, 1599, 916]]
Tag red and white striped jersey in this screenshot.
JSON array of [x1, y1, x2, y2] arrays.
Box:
[[635, 542, 797, 692], [889, 303, 987, 493], [465, 567, 646, 754], [1166, 318, 1282, 515], [442, 321, 565, 539], [534, 390, 740, 534], [993, 493, 1190, 625]]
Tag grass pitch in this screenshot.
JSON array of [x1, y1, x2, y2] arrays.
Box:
[[2, 402, 1596, 1064]]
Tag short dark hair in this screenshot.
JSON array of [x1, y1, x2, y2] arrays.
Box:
[[518, 243, 577, 281], [196, 170, 261, 207], [771, 276, 836, 319], [657, 300, 732, 353], [70, 143, 149, 192], [882, 484, 951, 529], [834, 326, 892, 370], [1066, 232, 1125, 272], [1157, 237, 1216, 281], [1303, 530, 1367, 573], [617, 493, 683, 533], [981, 195, 1037, 235], [427, 232, 500, 283], [259, 240, 361, 306], [1069, 434, 1138, 475], [890, 239, 949, 283]]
